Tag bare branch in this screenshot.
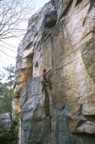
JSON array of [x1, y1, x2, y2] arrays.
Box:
[[0, 0, 35, 61], [0, 49, 16, 58]]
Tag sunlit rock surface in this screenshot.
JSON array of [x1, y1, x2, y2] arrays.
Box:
[[14, 0, 95, 144]]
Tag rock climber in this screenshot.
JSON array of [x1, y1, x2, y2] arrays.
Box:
[[41, 68, 52, 91]]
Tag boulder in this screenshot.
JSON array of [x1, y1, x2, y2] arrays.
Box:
[[0, 113, 18, 144]]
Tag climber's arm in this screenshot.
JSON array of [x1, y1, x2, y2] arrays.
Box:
[[45, 68, 52, 75]]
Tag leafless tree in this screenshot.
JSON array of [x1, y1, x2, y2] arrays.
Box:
[[0, 0, 34, 58]]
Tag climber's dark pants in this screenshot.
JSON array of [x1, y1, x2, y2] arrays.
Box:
[[41, 77, 48, 92]]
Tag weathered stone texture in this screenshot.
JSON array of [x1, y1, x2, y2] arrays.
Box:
[[14, 0, 95, 144], [19, 77, 51, 144]]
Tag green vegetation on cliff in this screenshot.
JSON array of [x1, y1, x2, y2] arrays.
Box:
[[0, 65, 15, 113]]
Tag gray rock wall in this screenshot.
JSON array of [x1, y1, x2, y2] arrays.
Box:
[[14, 0, 95, 144], [20, 77, 51, 144]]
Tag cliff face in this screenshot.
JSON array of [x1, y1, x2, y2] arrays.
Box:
[[14, 0, 95, 144]]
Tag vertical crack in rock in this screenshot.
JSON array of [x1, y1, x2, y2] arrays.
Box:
[[61, 0, 73, 18], [75, 0, 82, 7]]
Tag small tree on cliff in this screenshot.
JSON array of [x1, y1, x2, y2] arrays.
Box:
[[4, 65, 15, 89], [0, 65, 15, 113]]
